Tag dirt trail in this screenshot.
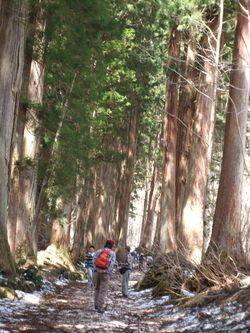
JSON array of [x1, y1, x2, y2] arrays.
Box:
[[1, 271, 250, 332], [0, 272, 154, 333]]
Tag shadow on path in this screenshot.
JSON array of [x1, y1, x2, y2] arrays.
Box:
[[0, 271, 147, 333], [0, 271, 250, 332]]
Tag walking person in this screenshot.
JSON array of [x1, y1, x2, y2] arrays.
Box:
[[93, 240, 116, 313], [120, 245, 133, 298], [84, 245, 95, 288], [138, 253, 145, 271]]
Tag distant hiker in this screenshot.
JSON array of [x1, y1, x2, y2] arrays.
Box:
[[120, 245, 133, 298], [93, 240, 116, 313], [131, 249, 139, 267], [84, 245, 95, 288], [138, 253, 145, 271], [146, 255, 153, 268]]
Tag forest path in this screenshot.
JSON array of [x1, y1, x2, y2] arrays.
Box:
[[0, 271, 161, 333], [0, 271, 250, 332]]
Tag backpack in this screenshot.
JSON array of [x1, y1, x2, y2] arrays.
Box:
[[95, 248, 111, 269]]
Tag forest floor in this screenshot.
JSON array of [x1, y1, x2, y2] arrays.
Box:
[[0, 270, 250, 332]]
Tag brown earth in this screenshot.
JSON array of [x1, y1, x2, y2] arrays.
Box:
[[0, 270, 250, 333], [1, 271, 156, 333]]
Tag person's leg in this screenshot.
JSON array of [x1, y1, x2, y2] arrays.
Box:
[[91, 268, 94, 287], [89, 268, 94, 287], [122, 272, 126, 295], [94, 272, 100, 309], [98, 273, 110, 311], [122, 270, 130, 296], [87, 267, 93, 287]]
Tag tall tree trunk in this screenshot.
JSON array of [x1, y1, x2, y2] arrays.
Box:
[[139, 159, 150, 247], [14, 3, 45, 262], [176, 35, 197, 237], [32, 72, 77, 256], [179, 3, 223, 263], [0, 0, 28, 274], [75, 156, 120, 254], [7, 111, 25, 257], [140, 160, 159, 250], [83, 170, 98, 246], [159, 23, 180, 253], [139, 188, 149, 248], [50, 199, 72, 249], [84, 161, 119, 249], [117, 109, 139, 246], [71, 187, 87, 261], [153, 200, 161, 249], [36, 203, 51, 250], [211, 0, 250, 257], [99, 161, 119, 242]]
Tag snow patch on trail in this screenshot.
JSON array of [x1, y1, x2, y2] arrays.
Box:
[[15, 290, 42, 304], [0, 271, 249, 332], [123, 274, 250, 333], [240, 275, 250, 288]]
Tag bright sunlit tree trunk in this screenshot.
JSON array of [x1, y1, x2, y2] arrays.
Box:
[[179, 3, 223, 263]]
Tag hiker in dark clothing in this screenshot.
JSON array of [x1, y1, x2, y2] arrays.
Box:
[[93, 240, 116, 313], [131, 250, 139, 267], [120, 245, 133, 298], [84, 245, 95, 288], [139, 253, 145, 271]]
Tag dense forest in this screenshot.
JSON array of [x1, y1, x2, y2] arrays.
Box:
[[0, 0, 250, 279]]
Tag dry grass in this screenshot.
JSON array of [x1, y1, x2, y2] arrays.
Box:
[[137, 251, 195, 298], [137, 247, 250, 307]]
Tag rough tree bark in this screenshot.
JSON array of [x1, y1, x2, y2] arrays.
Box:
[[116, 109, 139, 247], [74, 145, 121, 254], [176, 35, 197, 239], [140, 160, 159, 250], [50, 199, 72, 249], [139, 159, 150, 247], [81, 170, 97, 251], [0, 0, 28, 274], [179, 3, 223, 263], [153, 201, 161, 248], [83, 160, 119, 250], [71, 181, 90, 261], [14, 2, 45, 262], [159, 23, 180, 253], [32, 72, 77, 256], [211, 0, 250, 258]]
